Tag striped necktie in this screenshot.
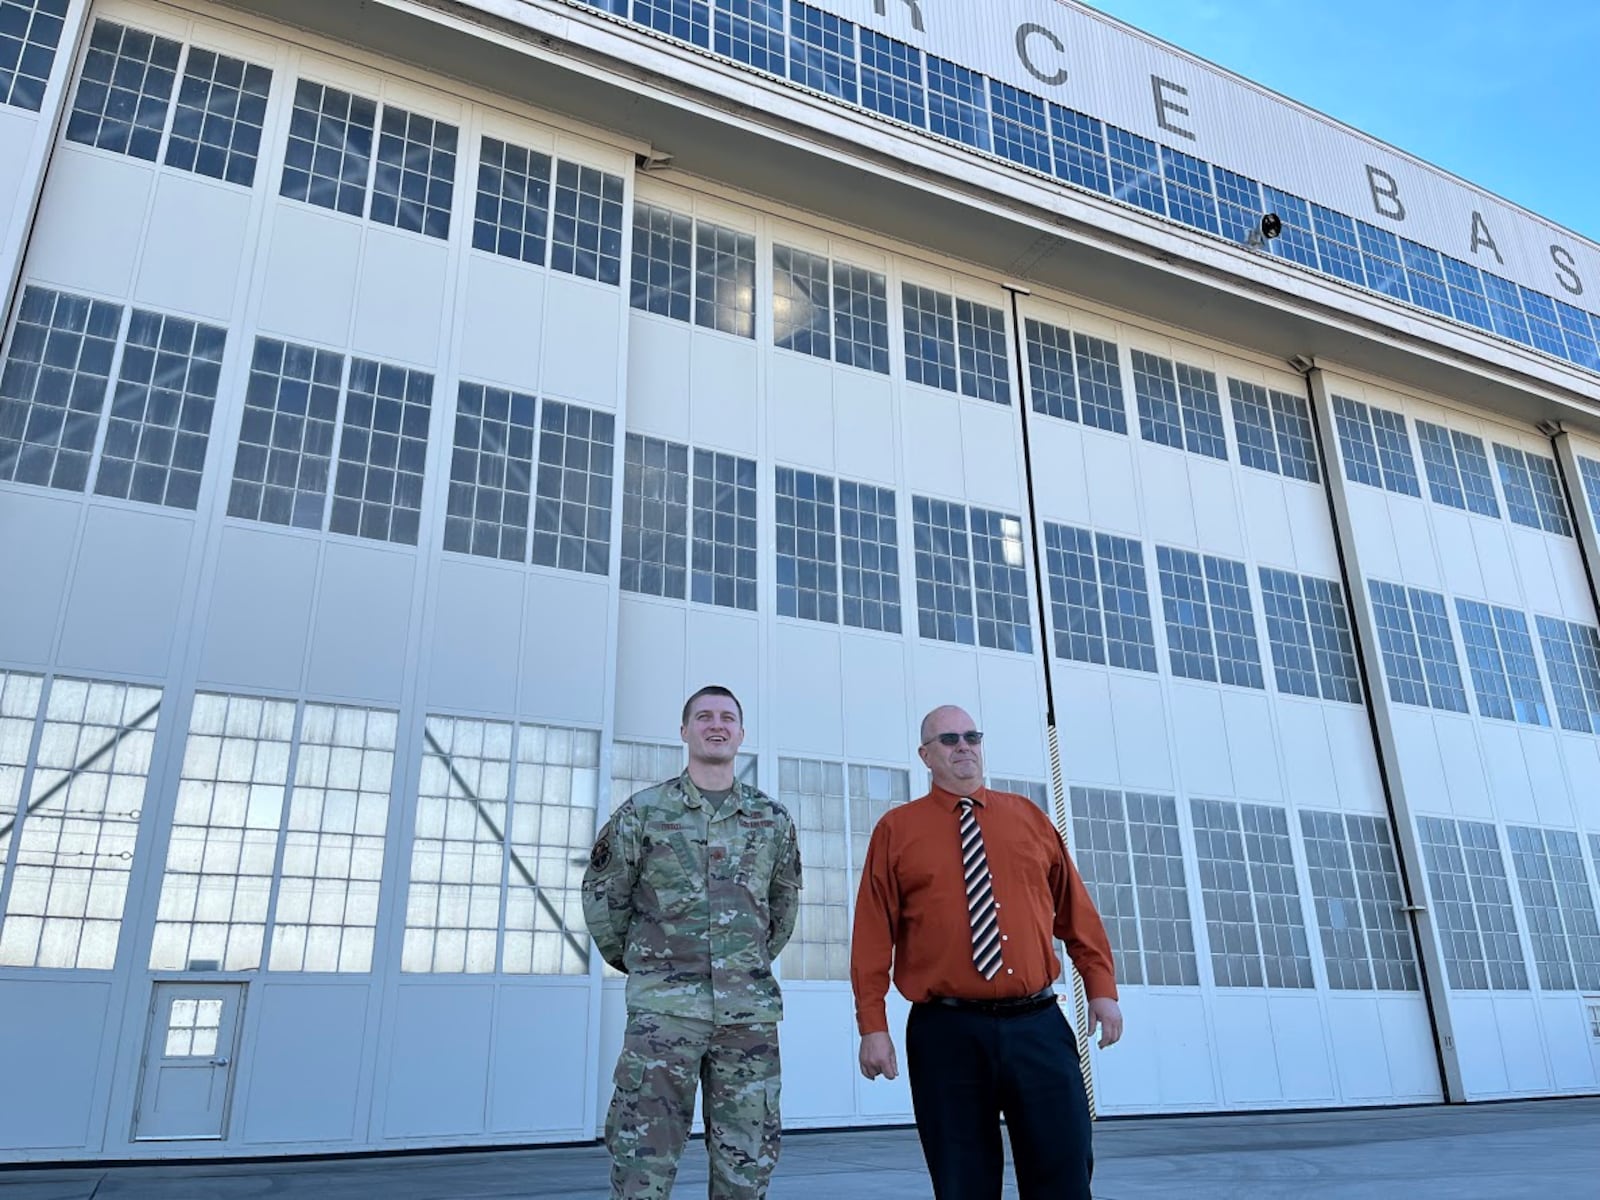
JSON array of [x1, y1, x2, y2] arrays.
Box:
[[958, 797, 1003, 980]]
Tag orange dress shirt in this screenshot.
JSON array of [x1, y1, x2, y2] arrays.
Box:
[[850, 784, 1118, 1035]]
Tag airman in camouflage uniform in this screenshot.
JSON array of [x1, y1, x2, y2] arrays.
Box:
[[584, 685, 802, 1200]]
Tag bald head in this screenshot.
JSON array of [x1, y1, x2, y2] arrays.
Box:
[[918, 705, 983, 795]]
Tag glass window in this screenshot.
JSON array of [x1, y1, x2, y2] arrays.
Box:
[[280, 79, 376, 218], [267, 705, 395, 973], [1261, 186, 1317, 269], [444, 383, 535, 562], [1073, 332, 1127, 434], [1258, 568, 1318, 698], [1554, 300, 1599, 371], [925, 54, 987, 150], [1535, 615, 1600, 735], [1310, 204, 1365, 286], [1, 0, 69, 112], [775, 466, 838, 623], [695, 220, 757, 338], [1160, 146, 1217, 233], [1228, 380, 1279, 475], [1520, 287, 1569, 358], [0, 286, 122, 492], [0, 678, 161, 970], [1579, 456, 1600, 532], [1409, 586, 1470, 713], [691, 448, 758, 610], [65, 20, 180, 160], [164, 47, 272, 187], [403, 717, 598, 975], [1225, 380, 1318, 483], [1368, 579, 1428, 709], [788, 1, 855, 102], [1417, 816, 1528, 990], [531, 399, 615, 575], [1301, 574, 1363, 704], [1069, 787, 1143, 985], [901, 282, 956, 393], [94, 309, 226, 510], [839, 479, 901, 633], [1356, 221, 1408, 301], [912, 495, 973, 646], [227, 337, 344, 530], [473, 137, 551, 266], [772, 245, 831, 359], [1049, 104, 1109, 195], [832, 262, 890, 374], [992, 777, 1049, 815], [1441, 255, 1492, 330], [1028, 323, 1084, 431], [989, 79, 1050, 173], [149, 694, 296, 973], [1130, 351, 1225, 460], [1204, 553, 1264, 689], [1269, 388, 1319, 482], [956, 298, 1009, 404], [551, 161, 624, 285], [1155, 545, 1215, 683], [1480, 273, 1531, 344], [1494, 443, 1571, 535], [1416, 421, 1500, 517], [1300, 810, 1420, 990], [1190, 798, 1313, 988], [634, 0, 709, 45], [713, 0, 783, 73], [969, 507, 1031, 653], [620, 433, 689, 599], [847, 763, 906, 897], [1212, 166, 1261, 245], [778, 757, 847, 981], [329, 358, 434, 546], [1400, 239, 1452, 317], [1507, 826, 1600, 991], [1332, 395, 1418, 495], [631, 201, 693, 321], [1105, 124, 1163, 215], [1457, 600, 1550, 726], [859, 30, 923, 126], [1043, 523, 1157, 672]]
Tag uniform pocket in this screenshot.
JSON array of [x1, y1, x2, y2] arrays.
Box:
[[604, 1052, 647, 1154]]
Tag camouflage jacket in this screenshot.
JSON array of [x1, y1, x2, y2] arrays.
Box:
[[582, 772, 802, 1024]]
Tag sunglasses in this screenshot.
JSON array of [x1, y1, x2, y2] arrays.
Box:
[[922, 731, 984, 747]]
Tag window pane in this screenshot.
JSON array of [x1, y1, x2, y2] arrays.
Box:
[[1203, 554, 1263, 689], [532, 400, 615, 576], [1161, 146, 1217, 233], [443, 383, 535, 562], [690, 448, 758, 610], [1026, 318, 1079, 422], [969, 507, 1031, 653], [620, 433, 689, 599], [1050, 105, 1109, 195], [1301, 575, 1362, 704], [1189, 798, 1262, 987], [1074, 333, 1127, 434], [773, 245, 831, 359], [1408, 587, 1469, 713], [631, 201, 693, 321], [989, 79, 1050, 173], [832, 263, 890, 374], [912, 495, 974, 645], [1369, 579, 1430, 708], [956, 298, 1009, 404], [227, 337, 344, 530], [65, 20, 180, 160], [0, 286, 122, 493], [0, 679, 160, 969], [694, 221, 757, 338], [1229, 379, 1279, 475], [1268, 388, 1319, 483], [859, 30, 922, 126], [1259, 568, 1317, 698], [1331, 395, 1382, 488], [1156, 546, 1216, 683], [329, 358, 434, 546], [713, 0, 783, 73], [838, 480, 900, 633], [165, 48, 273, 187], [1106, 124, 1163, 214], [775, 467, 838, 623], [779, 757, 847, 981], [787, 1, 855, 102], [1069, 787, 1142, 985], [280, 79, 376, 218], [1262, 186, 1317, 270], [1044, 524, 1104, 666], [0, 0, 70, 112], [1131, 351, 1182, 451], [634, 0, 709, 45], [551, 161, 624, 285], [925, 54, 986, 150], [472, 137, 551, 266], [94, 309, 227, 510], [902, 283, 957, 393]]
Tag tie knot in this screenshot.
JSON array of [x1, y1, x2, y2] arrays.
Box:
[[957, 797, 977, 812]]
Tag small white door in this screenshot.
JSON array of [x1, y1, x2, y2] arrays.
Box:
[[133, 983, 245, 1140]]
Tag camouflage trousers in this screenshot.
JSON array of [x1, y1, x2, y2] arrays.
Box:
[[604, 1012, 782, 1200]]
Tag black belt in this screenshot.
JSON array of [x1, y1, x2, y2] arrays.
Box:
[[925, 988, 1056, 1016]]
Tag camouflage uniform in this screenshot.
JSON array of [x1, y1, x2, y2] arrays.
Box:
[[584, 772, 802, 1199]]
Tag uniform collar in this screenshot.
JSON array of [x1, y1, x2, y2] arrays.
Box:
[[677, 771, 757, 816], [928, 784, 987, 811]]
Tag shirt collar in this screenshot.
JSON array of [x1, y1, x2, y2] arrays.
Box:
[[677, 771, 756, 815], [928, 784, 987, 811]]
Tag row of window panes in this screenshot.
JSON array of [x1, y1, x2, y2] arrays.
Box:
[[1, 0, 70, 113], [1073, 788, 1418, 991], [1045, 523, 1361, 703], [1368, 579, 1600, 733], [572, 1, 1600, 381], [1333, 396, 1572, 536], [69, 19, 625, 279]]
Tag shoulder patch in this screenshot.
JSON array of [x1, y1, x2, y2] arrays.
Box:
[[590, 836, 612, 872]]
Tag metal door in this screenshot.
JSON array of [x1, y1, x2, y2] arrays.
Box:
[[133, 983, 245, 1140]]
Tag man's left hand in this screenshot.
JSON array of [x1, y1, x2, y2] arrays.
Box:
[[1087, 997, 1123, 1048]]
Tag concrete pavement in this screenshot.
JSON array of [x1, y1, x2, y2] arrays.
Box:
[[2, 1098, 1597, 1198]]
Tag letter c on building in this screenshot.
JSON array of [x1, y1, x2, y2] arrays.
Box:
[[1017, 23, 1069, 87]]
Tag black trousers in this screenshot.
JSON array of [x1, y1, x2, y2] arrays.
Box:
[[905, 1000, 1093, 1200]]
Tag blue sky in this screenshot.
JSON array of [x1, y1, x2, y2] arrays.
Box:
[[1083, 1, 1600, 243]]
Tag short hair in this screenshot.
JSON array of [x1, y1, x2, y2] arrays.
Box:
[[682, 685, 743, 727]]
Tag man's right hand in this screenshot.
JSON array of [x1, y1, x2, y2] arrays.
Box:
[[858, 1031, 899, 1081]]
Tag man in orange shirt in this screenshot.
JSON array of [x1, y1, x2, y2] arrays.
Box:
[[850, 703, 1122, 1200]]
